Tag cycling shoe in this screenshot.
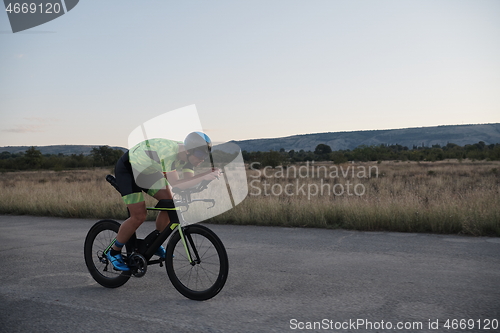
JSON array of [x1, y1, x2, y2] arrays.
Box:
[[154, 245, 166, 259], [106, 251, 130, 271]]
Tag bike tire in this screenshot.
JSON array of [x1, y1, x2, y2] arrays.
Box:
[[165, 224, 229, 301], [84, 219, 131, 288]]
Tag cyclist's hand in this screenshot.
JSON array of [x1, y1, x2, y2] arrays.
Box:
[[203, 169, 221, 181], [212, 168, 222, 179]]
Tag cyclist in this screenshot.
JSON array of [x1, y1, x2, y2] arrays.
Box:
[[107, 131, 221, 271]]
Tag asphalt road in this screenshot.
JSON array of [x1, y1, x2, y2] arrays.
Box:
[[0, 215, 499, 333]]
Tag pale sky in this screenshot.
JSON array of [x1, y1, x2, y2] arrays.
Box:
[[1, 0, 499, 148]]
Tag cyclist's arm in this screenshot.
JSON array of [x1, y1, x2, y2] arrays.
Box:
[[164, 169, 220, 190]]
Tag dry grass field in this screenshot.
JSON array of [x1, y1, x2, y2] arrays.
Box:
[[1, 160, 499, 236]]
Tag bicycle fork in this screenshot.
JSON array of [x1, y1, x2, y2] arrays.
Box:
[[177, 224, 200, 266]]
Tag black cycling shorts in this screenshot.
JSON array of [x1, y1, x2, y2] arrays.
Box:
[[114, 151, 164, 204]]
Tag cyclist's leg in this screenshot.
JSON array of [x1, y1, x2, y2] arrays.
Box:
[[113, 151, 149, 250], [137, 188, 172, 258], [152, 189, 172, 233], [113, 201, 147, 250]]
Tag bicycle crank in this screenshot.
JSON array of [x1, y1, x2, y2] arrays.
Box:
[[128, 253, 147, 278]]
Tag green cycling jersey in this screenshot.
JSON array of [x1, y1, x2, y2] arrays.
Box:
[[129, 138, 194, 176]]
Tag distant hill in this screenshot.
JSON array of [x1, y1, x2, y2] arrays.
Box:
[[230, 123, 500, 152], [0, 145, 127, 155], [1, 123, 499, 155]]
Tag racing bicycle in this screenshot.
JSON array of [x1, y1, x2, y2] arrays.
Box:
[[84, 175, 229, 301]]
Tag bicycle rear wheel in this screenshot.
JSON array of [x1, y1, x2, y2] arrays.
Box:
[[165, 224, 228, 301], [84, 219, 131, 288]]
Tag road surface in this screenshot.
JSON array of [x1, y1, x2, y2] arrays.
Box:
[[0, 215, 499, 332]]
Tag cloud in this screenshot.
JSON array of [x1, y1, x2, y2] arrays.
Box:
[[2, 117, 58, 133], [3, 124, 45, 133]]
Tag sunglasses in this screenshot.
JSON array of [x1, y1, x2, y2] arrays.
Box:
[[193, 149, 209, 160]]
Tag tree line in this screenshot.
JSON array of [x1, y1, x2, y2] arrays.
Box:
[[243, 141, 500, 168], [1, 141, 499, 171], [0, 146, 124, 171]]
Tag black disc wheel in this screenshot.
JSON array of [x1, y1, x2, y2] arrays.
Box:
[[165, 224, 228, 301], [84, 220, 131, 288]]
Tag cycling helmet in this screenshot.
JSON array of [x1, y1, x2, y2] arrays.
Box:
[[184, 131, 212, 159]]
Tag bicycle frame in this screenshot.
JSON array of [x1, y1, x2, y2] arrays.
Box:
[[103, 175, 216, 269], [111, 199, 197, 267]]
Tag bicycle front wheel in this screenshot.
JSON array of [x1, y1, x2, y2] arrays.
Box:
[[84, 219, 131, 288], [165, 224, 229, 301]]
